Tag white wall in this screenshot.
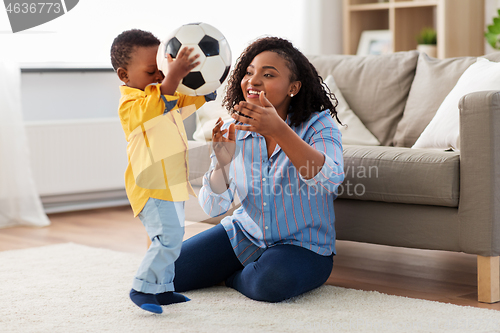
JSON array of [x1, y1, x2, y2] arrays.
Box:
[[5, 0, 344, 124], [303, 0, 343, 55], [4, 1, 498, 65], [0, 0, 312, 64], [13, 0, 500, 124]]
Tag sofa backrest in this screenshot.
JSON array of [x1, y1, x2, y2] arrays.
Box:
[[308, 51, 419, 146]]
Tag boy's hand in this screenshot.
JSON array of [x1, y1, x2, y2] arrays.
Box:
[[160, 47, 200, 95], [167, 47, 200, 82]]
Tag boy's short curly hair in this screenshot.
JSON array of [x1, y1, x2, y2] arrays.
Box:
[[223, 36, 339, 127], [110, 29, 160, 70]]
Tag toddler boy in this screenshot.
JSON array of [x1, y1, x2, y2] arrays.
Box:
[[110, 29, 216, 314]]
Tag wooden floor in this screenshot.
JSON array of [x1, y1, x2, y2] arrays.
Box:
[[1, 206, 499, 311]]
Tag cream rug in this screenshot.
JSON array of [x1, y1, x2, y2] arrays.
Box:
[[1, 243, 500, 333]]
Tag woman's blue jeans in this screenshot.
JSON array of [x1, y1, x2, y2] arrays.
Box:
[[174, 224, 333, 302]]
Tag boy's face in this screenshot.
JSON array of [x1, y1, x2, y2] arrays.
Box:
[[118, 45, 164, 91]]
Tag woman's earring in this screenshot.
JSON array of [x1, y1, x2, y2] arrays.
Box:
[[290, 93, 294, 98]]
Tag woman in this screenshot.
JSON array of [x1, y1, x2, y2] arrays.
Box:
[[174, 37, 344, 302]]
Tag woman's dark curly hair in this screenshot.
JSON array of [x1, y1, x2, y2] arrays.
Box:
[[223, 36, 339, 127], [110, 29, 160, 70]]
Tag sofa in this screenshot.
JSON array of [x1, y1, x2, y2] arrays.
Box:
[[183, 50, 500, 303]]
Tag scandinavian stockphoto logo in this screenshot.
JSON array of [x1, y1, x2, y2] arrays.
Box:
[[3, 0, 79, 33]]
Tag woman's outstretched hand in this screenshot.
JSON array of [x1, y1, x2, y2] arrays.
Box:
[[212, 117, 236, 167], [233, 91, 325, 180], [232, 91, 285, 137]]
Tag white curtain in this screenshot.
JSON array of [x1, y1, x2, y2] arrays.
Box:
[[0, 61, 50, 228]]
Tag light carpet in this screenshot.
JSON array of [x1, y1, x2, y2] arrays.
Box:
[[1, 243, 499, 333]]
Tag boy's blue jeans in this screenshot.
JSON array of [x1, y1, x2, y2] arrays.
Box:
[[132, 198, 185, 294]]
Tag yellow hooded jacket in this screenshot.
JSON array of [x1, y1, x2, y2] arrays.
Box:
[[118, 83, 210, 216]]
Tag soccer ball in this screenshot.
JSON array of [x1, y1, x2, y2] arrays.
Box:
[[157, 22, 231, 96]]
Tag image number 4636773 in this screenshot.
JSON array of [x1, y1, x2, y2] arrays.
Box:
[[3, 0, 79, 33]]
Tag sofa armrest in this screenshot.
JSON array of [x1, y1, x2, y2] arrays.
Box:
[[459, 90, 500, 256]]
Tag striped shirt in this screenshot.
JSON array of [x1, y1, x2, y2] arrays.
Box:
[[198, 110, 344, 265]]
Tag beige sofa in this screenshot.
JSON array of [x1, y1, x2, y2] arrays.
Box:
[[185, 50, 500, 303]]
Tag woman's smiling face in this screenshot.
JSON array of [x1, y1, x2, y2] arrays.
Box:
[[241, 51, 299, 117]]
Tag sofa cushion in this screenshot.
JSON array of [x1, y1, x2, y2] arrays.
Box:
[[413, 58, 500, 150], [393, 53, 476, 147], [193, 81, 232, 142], [323, 75, 379, 146], [188, 140, 211, 186], [484, 51, 500, 62], [308, 51, 418, 146], [394, 51, 500, 148], [338, 145, 460, 207]]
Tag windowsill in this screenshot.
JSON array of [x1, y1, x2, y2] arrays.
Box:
[[20, 62, 114, 73]]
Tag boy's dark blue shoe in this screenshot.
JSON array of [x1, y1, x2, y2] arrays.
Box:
[[155, 291, 190, 305], [130, 289, 162, 314]]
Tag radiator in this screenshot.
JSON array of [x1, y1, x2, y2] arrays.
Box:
[[25, 118, 129, 213]]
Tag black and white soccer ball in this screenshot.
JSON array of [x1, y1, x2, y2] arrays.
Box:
[[157, 22, 231, 96]]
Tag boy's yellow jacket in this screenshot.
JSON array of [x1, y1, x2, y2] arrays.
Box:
[[118, 84, 209, 216]]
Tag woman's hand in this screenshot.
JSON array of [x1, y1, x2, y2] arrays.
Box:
[[212, 117, 236, 167], [209, 118, 236, 193], [232, 91, 286, 137], [234, 92, 325, 180]]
